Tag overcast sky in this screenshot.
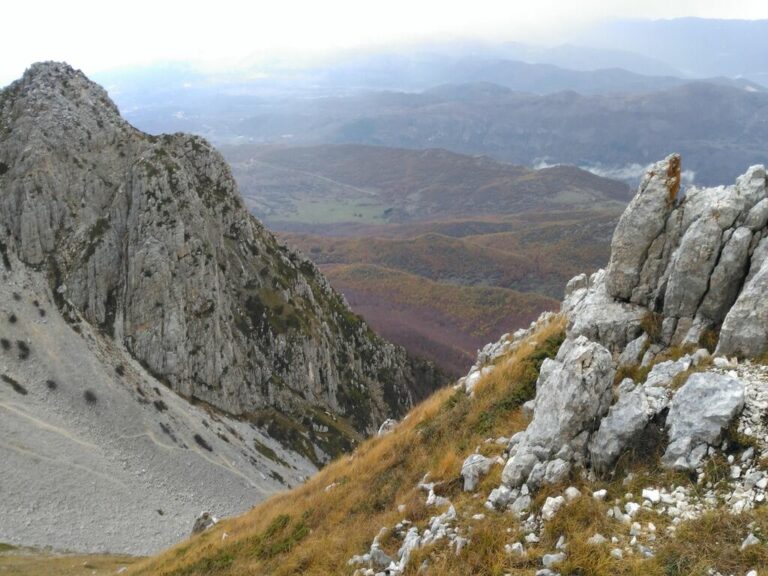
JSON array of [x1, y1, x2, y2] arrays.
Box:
[[2, 0, 768, 84]]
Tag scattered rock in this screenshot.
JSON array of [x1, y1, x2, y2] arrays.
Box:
[[564, 487, 582, 502], [377, 419, 398, 436], [587, 533, 607, 545], [191, 512, 218, 535], [542, 496, 566, 521], [461, 454, 494, 492], [542, 552, 566, 568], [741, 533, 760, 550]]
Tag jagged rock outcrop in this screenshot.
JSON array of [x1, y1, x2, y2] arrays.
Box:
[[605, 154, 681, 302], [567, 154, 768, 358], [0, 62, 441, 442], [501, 335, 614, 489], [489, 155, 768, 499], [557, 155, 766, 476], [588, 379, 670, 474]]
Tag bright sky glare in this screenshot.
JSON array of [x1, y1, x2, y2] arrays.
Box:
[[3, 0, 768, 83]]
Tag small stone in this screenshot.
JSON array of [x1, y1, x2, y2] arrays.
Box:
[[542, 496, 566, 521], [713, 357, 733, 368], [191, 511, 218, 535], [741, 533, 760, 550], [625, 502, 641, 517], [564, 487, 582, 502], [510, 494, 532, 517], [638, 545, 654, 558], [610, 548, 623, 559], [526, 533, 540, 544], [461, 454, 494, 492], [630, 522, 642, 536], [542, 552, 566, 568], [642, 488, 661, 503], [506, 542, 525, 555], [587, 533, 607, 545], [455, 536, 468, 555], [592, 489, 608, 501]]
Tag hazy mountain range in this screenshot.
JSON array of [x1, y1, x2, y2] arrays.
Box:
[[83, 19, 768, 189]]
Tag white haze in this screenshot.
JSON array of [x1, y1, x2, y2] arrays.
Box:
[[535, 160, 697, 186], [2, 0, 768, 84]]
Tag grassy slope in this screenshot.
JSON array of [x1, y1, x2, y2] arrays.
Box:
[[127, 316, 768, 576]]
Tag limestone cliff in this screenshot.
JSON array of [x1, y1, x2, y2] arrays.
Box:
[[0, 62, 441, 445], [566, 153, 768, 360], [470, 155, 768, 496]]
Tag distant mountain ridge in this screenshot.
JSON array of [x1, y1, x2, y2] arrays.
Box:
[[208, 81, 768, 187], [223, 143, 631, 226]]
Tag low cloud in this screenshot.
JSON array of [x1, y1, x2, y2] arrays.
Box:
[[535, 159, 696, 186]]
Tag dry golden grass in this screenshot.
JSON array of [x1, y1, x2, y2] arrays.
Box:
[[129, 314, 768, 576], [128, 317, 564, 576]]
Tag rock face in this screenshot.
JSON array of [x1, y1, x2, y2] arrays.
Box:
[[605, 154, 680, 302], [564, 269, 646, 352], [492, 155, 767, 498], [588, 381, 670, 474], [568, 154, 768, 358], [0, 62, 440, 441], [717, 256, 768, 358], [663, 373, 745, 469], [501, 336, 614, 489]]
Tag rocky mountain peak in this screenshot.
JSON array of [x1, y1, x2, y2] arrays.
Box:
[[0, 62, 441, 448], [1, 61, 124, 142]]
